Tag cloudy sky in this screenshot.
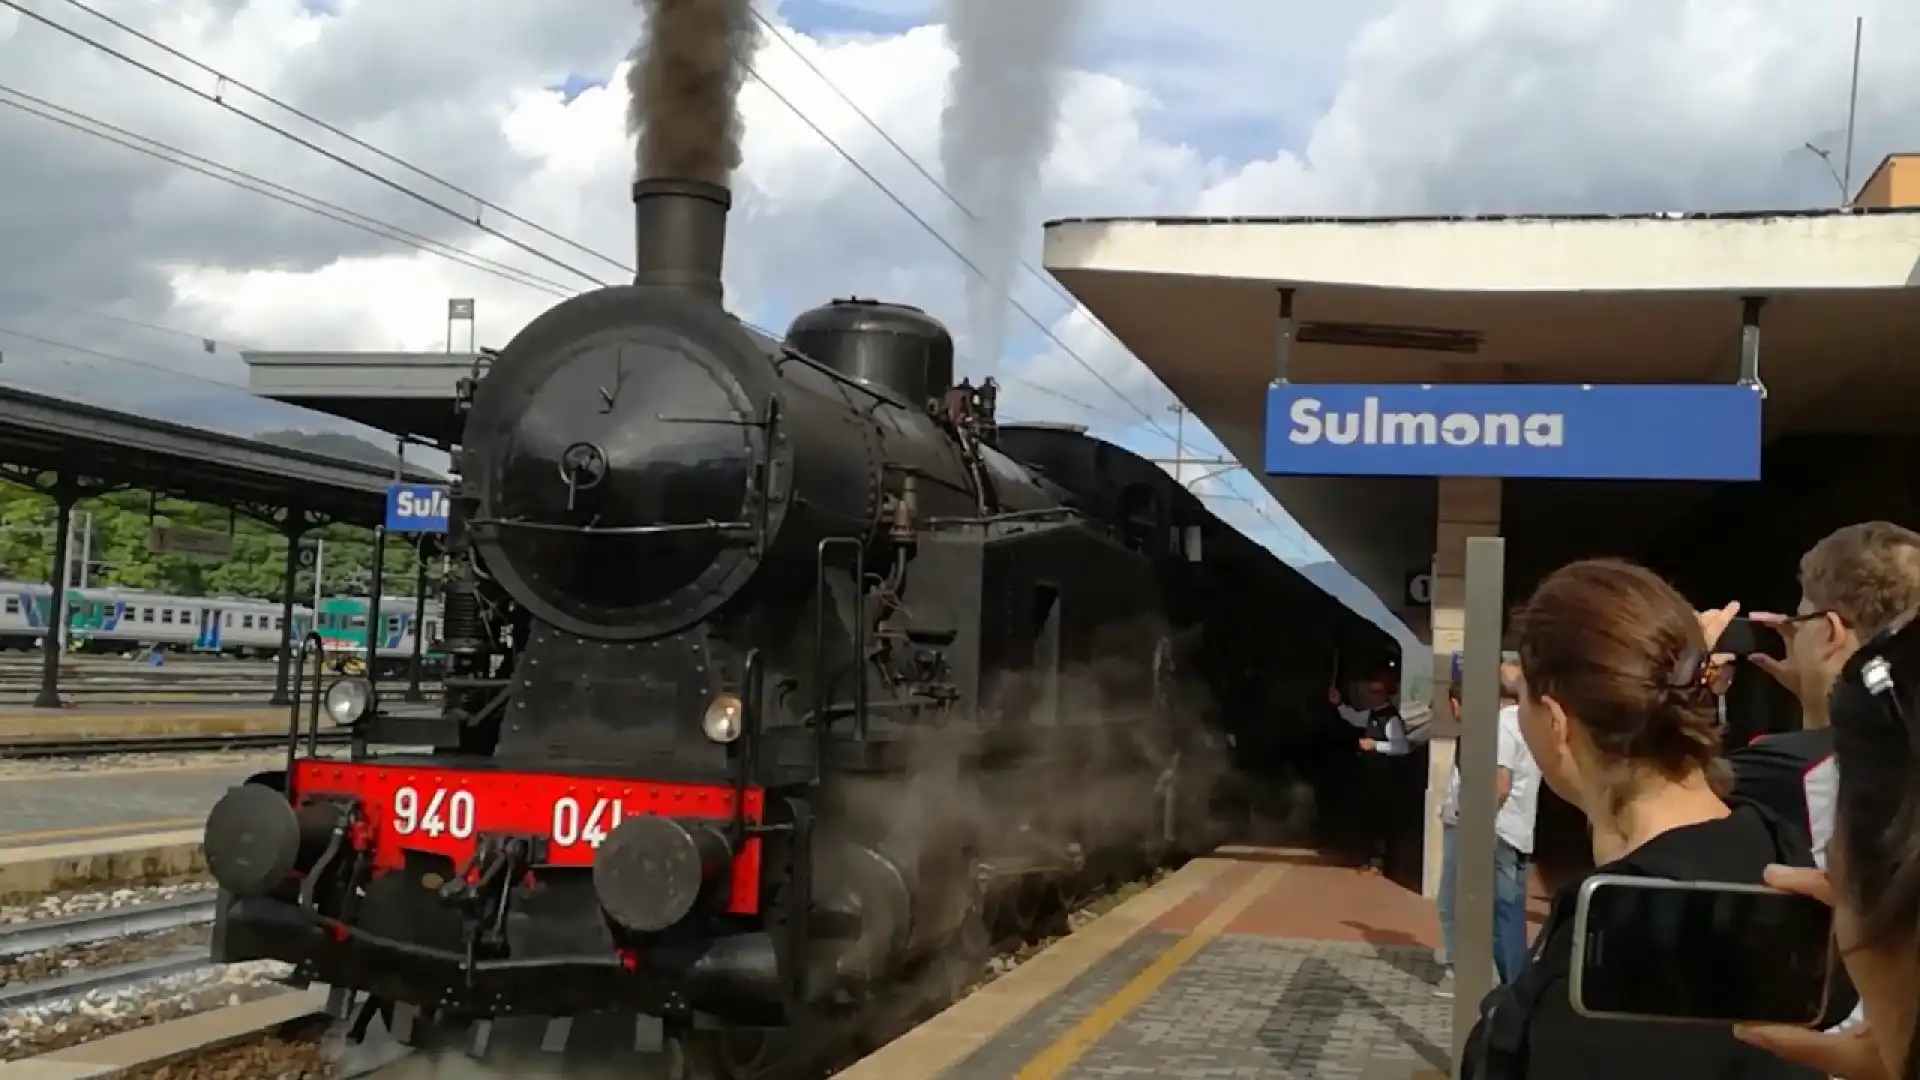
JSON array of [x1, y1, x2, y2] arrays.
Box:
[[0, 0, 1915, 640]]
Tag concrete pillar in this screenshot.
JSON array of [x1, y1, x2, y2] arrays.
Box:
[[1421, 476, 1502, 898], [270, 514, 306, 708], [34, 476, 78, 709]]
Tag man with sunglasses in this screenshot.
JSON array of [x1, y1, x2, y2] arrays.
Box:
[[1730, 521, 1920, 870], [1725, 522, 1920, 1034]]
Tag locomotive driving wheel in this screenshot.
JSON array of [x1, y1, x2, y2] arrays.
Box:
[[664, 1025, 779, 1080]]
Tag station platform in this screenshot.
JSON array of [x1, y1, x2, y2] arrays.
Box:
[[0, 704, 288, 741], [0, 762, 258, 845], [846, 849, 1454, 1080]]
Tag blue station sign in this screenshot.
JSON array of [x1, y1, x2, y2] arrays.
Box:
[[1264, 383, 1762, 481], [385, 483, 450, 533]]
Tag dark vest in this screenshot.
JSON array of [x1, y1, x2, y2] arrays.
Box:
[[1363, 705, 1396, 742]]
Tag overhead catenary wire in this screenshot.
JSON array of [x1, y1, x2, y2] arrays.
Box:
[[1, 84, 1122, 427], [0, 0, 611, 289], [747, 11, 1098, 321], [737, 54, 1176, 444], [0, 87, 578, 299], [50, 0, 635, 278], [8, 0, 1164, 436], [744, 9, 1182, 443], [0, 322, 247, 389], [0, 287, 255, 354]]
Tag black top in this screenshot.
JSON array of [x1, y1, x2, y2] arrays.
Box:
[[1461, 801, 1832, 1080], [1729, 729, 1837, 858]]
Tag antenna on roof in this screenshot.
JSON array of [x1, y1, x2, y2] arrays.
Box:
[[1797, 17, 1866, 206], [1841, 15, 1864, 199]]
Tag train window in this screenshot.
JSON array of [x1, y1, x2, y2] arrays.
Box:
[[241, 614, 253, 628], [3, 598, 16, 615], [141, 607, 154, 622], [1117, 483, 1166, 553], [273, 617, 282, 629], [160, 610, 173, 623]]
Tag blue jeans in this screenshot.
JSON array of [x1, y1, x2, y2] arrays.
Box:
[[1493, 838, 1531, 983], [1437, 822, 1458, 966], [1436, 822, 1532, 983]]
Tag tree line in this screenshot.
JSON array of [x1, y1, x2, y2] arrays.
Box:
[[0, 481, 428, 600]]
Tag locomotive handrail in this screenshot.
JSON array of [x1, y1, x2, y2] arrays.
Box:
[[812, 537, 868, 783], [284, 630, 326, 777], [732, 647, 763, 844], [304, 631, 327, 758], [465, 516, 751, 536]]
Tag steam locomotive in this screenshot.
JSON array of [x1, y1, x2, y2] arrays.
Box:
[[201, 179, 1394, 1075]]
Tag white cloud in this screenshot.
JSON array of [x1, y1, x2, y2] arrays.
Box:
[[6, 0, 1920, 646]]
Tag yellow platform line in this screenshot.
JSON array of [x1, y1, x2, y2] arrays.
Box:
[[1014, 863, 1288, 1080]]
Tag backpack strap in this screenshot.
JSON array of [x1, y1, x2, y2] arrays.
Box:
[[1466, 865, 1646, 1080]]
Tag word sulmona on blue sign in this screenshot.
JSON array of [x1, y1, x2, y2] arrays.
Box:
[[385, 483, 451, 533], [1264, 383, 1762, 481]]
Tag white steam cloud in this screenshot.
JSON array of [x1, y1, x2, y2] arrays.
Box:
[[938, 0, 1089, 378]]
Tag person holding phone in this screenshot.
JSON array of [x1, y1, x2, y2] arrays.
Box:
[[1726, 523, 1920, 1038], [1730, 523, 1920, 870], [1734, 609, 1920, 1080], [1459, 559, 1824, 1080]]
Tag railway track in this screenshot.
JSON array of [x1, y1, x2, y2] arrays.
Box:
[[0, 731, 354, 758], [0, 864, 1176, 1079], [0, 893, 219, 1012], [0, 889, 301, 1066], [0, 894, 216, 959]]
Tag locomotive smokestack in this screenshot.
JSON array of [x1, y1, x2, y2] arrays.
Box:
[[631, 177, 730, 301]]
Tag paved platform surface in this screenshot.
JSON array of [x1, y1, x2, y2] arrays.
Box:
[[0, 763, 254, 845], [848, 850, 1452, 1080]]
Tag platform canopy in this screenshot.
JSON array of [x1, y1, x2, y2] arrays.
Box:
[[1042, 207, 1920, 618], [244, 351, 475, 448]]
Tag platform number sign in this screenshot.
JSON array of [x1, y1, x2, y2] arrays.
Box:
[[1405, 570, 1433, 608], [385, 483, 450, 534]]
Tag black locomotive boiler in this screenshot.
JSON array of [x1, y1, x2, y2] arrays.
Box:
[[201, 178, 1396, 1072]]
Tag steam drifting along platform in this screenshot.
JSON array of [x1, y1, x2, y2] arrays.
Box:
[[842, 849, 1451, 1080]]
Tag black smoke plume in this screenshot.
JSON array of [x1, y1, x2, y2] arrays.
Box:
[[626, 0, 759, 184]]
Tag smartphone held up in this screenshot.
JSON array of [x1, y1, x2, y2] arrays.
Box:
[[1570, 875, 1835, 1027]]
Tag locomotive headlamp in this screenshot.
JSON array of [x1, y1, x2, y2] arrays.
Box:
[[323, 677, 371, 726], [702, 694, 744, 743]]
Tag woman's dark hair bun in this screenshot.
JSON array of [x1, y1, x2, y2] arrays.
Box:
[[1514, 558, 1727, 784]]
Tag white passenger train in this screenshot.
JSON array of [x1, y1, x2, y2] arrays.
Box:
[[0, 578, 314, 657]]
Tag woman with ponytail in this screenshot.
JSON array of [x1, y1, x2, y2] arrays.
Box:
[[1460, 558, 1829, 1079]]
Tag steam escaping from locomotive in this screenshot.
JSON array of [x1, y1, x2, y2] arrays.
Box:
[[626, 0, 759, 184], [938, 0, 1088, 376]]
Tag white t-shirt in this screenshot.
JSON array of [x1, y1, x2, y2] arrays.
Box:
[[1494, 704, 1539, 854], [1438, 704, 1540, 854]]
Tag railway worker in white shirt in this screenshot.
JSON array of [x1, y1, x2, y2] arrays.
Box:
[[1433, 653, 1540, 997]]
